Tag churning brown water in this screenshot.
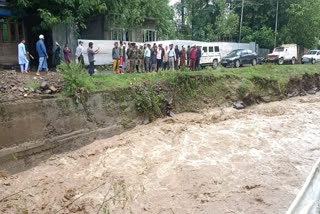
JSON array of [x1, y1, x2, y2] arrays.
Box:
[[1, 94, 320, 214]]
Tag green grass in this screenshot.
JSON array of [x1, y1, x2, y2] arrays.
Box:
[[25, 81, 40, 90], [88, 64, 320, 91]]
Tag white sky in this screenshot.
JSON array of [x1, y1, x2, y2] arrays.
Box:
[[169, 0, 180, 6]]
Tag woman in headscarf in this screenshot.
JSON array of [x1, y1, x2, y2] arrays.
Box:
[[55, 41, 61, 66], [63, 43, 71, 65]]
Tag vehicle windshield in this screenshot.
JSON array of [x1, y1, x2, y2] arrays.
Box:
[[307, 50, 317, 55], [274, 47, 284, 52], [227, 50, 241, 57]]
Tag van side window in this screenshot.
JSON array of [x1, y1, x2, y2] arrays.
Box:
[[209, 47, 214, 52], [203, 47, 208, 53], [318, 51, 320, 55], [215, 46, 220, 52]]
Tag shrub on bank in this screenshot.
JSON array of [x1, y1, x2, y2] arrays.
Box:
[[58, 62, 95, 96]]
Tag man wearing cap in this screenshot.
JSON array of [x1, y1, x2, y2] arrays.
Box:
[[168, 44, 176, 70], [76, 41, 84, 67], [36, 34, 48, 75], [87, 42, 100, 76]]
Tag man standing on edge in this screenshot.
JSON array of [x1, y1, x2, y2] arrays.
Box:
[[18, 39, 29, 74], [156, 44, 164, 72], [168, 44, 176, 70], [76, 41, 84, 67], [36, 35, 48, 76], [174, 45, 180, 70], [196, 46, 202, 70], [144, 44, 151, 73], [187, 45, 191, 66], [151, 43, 158, 72], [112, 42, 120, 74], [127, 43, 137, 73], [87, 42, 100, 76], [119, 41, 125, 74], [180, 46, 186, 67], [163, 46, 169, 70], [137, 45, 144, 73], [190, 45, 197, 71]]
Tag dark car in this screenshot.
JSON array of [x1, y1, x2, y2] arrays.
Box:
[[221, 49, 258, 68]]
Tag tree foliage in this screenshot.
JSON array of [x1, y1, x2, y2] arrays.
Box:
[[174, 0, 320, 48], [10, 0, 107, 29]]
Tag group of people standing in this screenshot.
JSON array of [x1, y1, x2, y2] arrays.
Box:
[[18, 36, 203, 76], [112, 42, 202, 74]]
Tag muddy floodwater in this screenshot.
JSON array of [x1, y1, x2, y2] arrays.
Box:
[[1, 94, 320, 214]]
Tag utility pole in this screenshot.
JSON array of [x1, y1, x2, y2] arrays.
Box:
[[274, 0, 279, 48], [239, 0, 245, 43]]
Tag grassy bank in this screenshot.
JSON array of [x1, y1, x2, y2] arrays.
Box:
[[91, 64, 320, 90], [59, 62, 320, 118]]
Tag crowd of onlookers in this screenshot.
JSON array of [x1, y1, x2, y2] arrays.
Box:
[[111, 42, 202, 74], [17, 35, 202, 76]]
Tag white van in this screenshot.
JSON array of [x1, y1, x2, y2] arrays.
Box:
[[267, 44, 298, 65], [200, 45, 221, 69]]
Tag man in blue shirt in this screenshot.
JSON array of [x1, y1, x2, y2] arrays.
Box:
[[36, 34, 48, 76]]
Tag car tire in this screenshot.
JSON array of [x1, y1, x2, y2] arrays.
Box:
[[312, 59, 316, 64], [235, 60, 240, 68], [301, 61, 305, 64], [252, 58, 257, 66], [291, 57, 296, 65], [212, 59, 218, 70], [278, 57, 284, 65]]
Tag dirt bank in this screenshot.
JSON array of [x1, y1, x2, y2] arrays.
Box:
[[1, 93, 320, 214]]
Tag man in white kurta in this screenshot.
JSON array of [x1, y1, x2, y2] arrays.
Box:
[[18, 39, 29, 73]]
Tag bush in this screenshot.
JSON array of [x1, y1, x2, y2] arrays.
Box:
[[58, 62, 95, 96]]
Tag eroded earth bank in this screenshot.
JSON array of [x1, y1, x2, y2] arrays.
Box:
[[1, 94, 320, 214]]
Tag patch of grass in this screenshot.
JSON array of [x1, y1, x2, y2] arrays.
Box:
[[58, 62, 96, 96], [86, 64, 320, 91], [25, 81, 40, 90]]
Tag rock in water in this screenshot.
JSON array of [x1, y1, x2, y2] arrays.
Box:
[[233, 101, 245, 110], [40, 81, 49, 90]]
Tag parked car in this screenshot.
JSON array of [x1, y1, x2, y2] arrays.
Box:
[[221, 49, 258, 68], [301, 50, 320, 64], [200, 44, 221, 69], [267, 44, 297, 65]]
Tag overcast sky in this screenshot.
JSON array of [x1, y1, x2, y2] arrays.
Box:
[[169, 0, 179, 6]]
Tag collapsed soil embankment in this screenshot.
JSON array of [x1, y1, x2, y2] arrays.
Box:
[[0, 68, 320, 174]]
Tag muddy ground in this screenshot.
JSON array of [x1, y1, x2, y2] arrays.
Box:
[[0, 70, 63, 102], [1, 94, 320, 214]]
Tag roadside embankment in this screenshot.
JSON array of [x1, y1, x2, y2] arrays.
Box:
[[1, 64, 320, 173]]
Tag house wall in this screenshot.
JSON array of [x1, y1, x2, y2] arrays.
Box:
[[80, 15, 105, 40], [52, 24, 78, 61]]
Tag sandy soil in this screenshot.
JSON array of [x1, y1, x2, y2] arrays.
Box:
[[1, 94, 320, 214]]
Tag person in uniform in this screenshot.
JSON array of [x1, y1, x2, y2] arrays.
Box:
[[137, 45, 145, 73], [127, 43, 137, 73], [151, 43, 158, 72]]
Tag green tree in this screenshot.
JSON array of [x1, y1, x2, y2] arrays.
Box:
[[280, 0, 320, 48], [10, 0, 106, 29]]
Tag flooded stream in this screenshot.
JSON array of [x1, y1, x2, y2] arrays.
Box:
[[1, 94, 320, 214]]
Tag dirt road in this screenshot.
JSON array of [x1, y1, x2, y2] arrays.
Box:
[[1, 94, 320, 214]]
